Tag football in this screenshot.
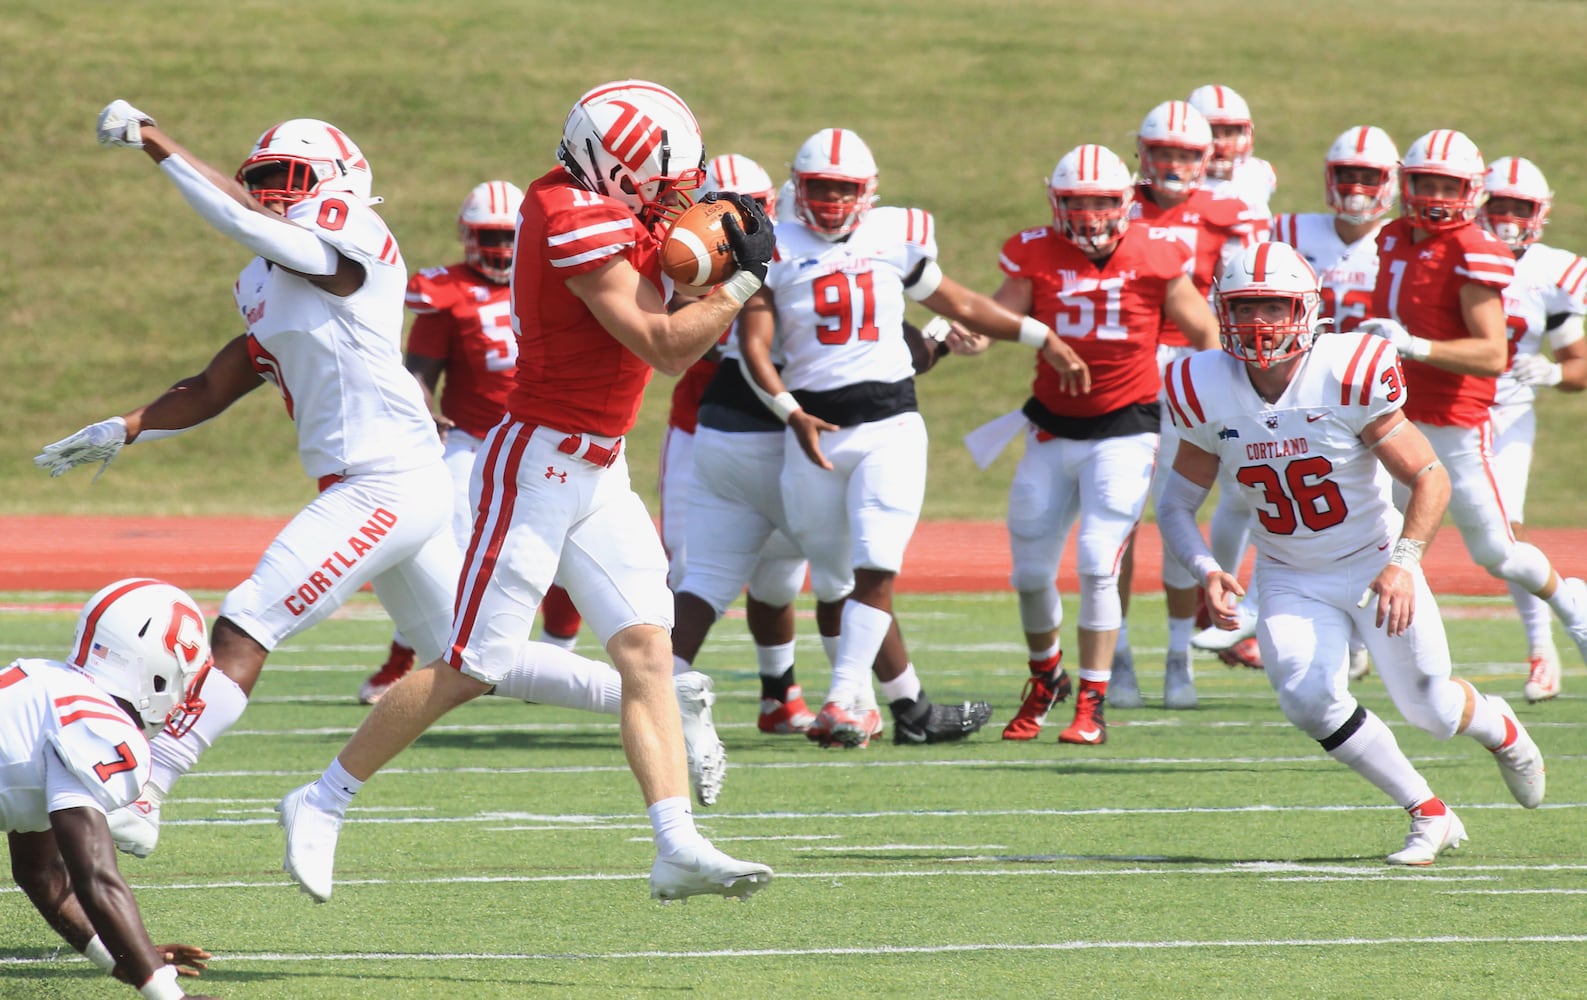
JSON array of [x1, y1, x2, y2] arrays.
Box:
[[661, 199, 743, 289]]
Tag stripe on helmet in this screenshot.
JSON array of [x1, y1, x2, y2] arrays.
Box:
[[73, 578, 162, 667]]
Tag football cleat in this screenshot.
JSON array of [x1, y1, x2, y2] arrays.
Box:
[[1058, 688, 1107, 745], [674, 671, 726, 806], [1386, 800, 1466, 866], [758, 685, 816, 734], [1191, 605, 1256, 652], [106, 795, 162, 858], [1108, 643, 1143, 709], [1348, 645, 1373, 681], [830, 706, 884, 749], [1217, 636, 1263, 670], [1163, 651, 1198, 709], [650, 841, 773, 902], [1002, 664, 1072, 741], [358, 641, 415, 705], [891, 694, 992, 745], [1523, 652, 1560, 703], [1489, 697, 1545, 808], [277, 783, 343, 902]]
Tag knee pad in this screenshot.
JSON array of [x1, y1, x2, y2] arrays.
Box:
[[1017, 587, 1062, 634], [1485, 541, 1552, 593], [1076, 573, 1121, 632]]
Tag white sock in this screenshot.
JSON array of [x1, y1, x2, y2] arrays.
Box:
[[755, 641, 796, 679], [1461, 691, 1509, 750], [311, 758, 363, 815], [648, 796, 704, 856], [820, 633, 840, 666], [829, 601, 892, 705], [490, 642, 623, 715], [1508, 581, 1555, 656], [1324, 709, 1433, 809], [879, 663, 922, 705], [1115, 621, 1131, 650], [1167, 616, 1194, 655], [148, 669, 249, 793], [671, 654, 693, 677]]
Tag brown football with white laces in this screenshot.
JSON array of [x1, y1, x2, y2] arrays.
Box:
[[661, 199, 743, 289]]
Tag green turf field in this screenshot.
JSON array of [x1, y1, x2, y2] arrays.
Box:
[[2, 591, 1583, 999], [7, 0, 1587, 522]]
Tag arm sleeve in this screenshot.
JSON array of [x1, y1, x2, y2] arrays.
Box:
[[1158, 470, 1221, 583], [159, 154, 341, 275]]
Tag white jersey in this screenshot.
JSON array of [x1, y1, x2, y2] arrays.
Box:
[[1271, 212, 1383, 335], [1204, 157, 1277, 216], [765, 207, 937, 392], [0, 659, 150, 833], [1494, 242, 1587, 408], [233, 193, 441, 480], [1164, 333, 1406, 567]]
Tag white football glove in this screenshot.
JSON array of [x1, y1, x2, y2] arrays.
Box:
[[920, 317, 952, 343], [97, 100, 155, 149], [1360, 317, 1430, 361], [1510, 353, 1564, 387], [34, 417, 128, 481]]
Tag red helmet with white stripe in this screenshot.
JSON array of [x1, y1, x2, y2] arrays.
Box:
[[1325, 125, 1400, 225], [236, 119, 374, 212], [1480, 156, 1553, 249], [702, 153, 778, 218], [791, 128, 879, 240], [557, 80, 706, 227], [1186, 84, 1254, 180], [1400, 129, 1486, 233], [458, 180, 525, 284], [1048, 144, 1135, 256], [1136, 100, 1213, 194], [1215, 242, 1323, 368], [70, 578, 211, 736]]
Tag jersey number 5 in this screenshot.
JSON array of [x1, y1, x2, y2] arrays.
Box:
[[1235, 455, 1348, 535]]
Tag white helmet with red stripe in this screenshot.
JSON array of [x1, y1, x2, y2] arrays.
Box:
[[702, 153, 778, 218], [69, 579, 211, 736], [557, 79, 706, 227], [1136, 100, 1213, 194], [458, 180, 524, 284], [1325, 125, 1400, 225], [236, 119, 374, 212], [1048, 144, 1135, 256], [1215, 241, 1323, 368], [1186, 84, 1254, 180], [1480, 156, 1553, 249], [791, 128, 879, 240], [1400, 129, 1487, 233]]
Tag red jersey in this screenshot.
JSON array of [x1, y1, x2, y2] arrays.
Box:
[[1131, 185, 1267, 347], [999, 223, 1193, 417], [508, 167, 666, 436], [1371, 218, 1516, 427], [404, 263, 515, 438]]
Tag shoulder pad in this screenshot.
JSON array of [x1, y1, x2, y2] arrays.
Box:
[[46, 687, 151, 812]]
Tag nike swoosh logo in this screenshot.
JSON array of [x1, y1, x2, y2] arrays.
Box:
[[1076, 728, 1101, 741], [1306, 412, 1326, 423], [1378, 541, 1391, 551], [897, 728, 928, 744]]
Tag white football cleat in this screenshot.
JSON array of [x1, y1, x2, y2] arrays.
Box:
[[1386, 802, 1466, 866], [650, 841, 773, 902], [1162, 651, 1198, 710], [1191, 605, 1256, 653], [674, 671, 726, 807], [1348, 645, 1373, 682], [106, 796, 161, 858], [278, 783, 343, 903], [1489, 697, 1545, 809], [1523, 651, 1560, 703], [1108, 643, 1143, 709]]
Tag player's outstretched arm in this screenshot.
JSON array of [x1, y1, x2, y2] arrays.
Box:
[[121, 335, 265, 442], [919, 272, 1090, 395], [1360, 412, 1450, 636], [1163, 274, 1220, 351]]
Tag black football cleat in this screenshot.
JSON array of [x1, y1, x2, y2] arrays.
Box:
[[890, 692, 992, 745]]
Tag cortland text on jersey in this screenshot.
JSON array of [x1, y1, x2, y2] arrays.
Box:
[[1243, 436, 1311, 461], [282, 507, 399, 616]]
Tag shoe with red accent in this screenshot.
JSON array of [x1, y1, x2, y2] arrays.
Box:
[[1002, 663, 1072, 741], [758, 685, 817, 734], [830, 705, 884, 749], [1057, 687, 1107, 746], [1523, 652, 1560, 703], [1385, 798, 1466, 866], [358, 641, 415, 705], [1489, 697, 1545, 808], [808, 701, 857, 748], [1218, 636, 1263, 670]]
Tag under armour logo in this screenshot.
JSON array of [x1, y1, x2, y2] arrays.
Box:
[[545, 466, 567, 483]]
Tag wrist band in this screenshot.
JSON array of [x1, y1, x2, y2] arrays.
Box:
[[1191, 555, 1223, 585], [1388, 537, 1427, 571], [1404, 336, 1433, 362], [1017, 316, 1050, 349], [140, 964, 184, 1000], [768, 392, 800, 423], [83, 934, 116, 973], [718, 270, 762, 306]]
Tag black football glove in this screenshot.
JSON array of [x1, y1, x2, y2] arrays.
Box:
[[716, 191, 775, 283]]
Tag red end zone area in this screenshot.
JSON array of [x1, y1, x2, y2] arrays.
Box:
[[0, 515, 1570, 596]]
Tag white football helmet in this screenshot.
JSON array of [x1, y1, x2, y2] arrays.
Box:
[[236, 119, 374, 212], [1480, 156, 1553, 249], [791, 127, 879, 240], [1324, 125, 1400, 225], [69, 579, 211, 736], [1136, 100, 1213, 195], [1186, 84, 1254, 180], [556, 79, 705, 227], [1215, 242, 1323, 368], [458, 180, 524, 284], [1048, 144, 1135, 256], [775, 178, 797, 223], [1400, 129, 1486, 232], [702, 153, 778, 217]]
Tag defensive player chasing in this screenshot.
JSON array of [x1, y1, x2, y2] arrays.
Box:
[[3, 580, 216, 998], [1158, 241, 1545, 865]]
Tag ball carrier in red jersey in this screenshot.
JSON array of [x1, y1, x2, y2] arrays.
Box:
[[1362, 129, 1587, 685], [276, 81, 776, 904], [1160, 241, 1544, 865]]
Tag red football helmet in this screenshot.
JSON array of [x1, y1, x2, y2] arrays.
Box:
[[1215, 242, 1323, 368]]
